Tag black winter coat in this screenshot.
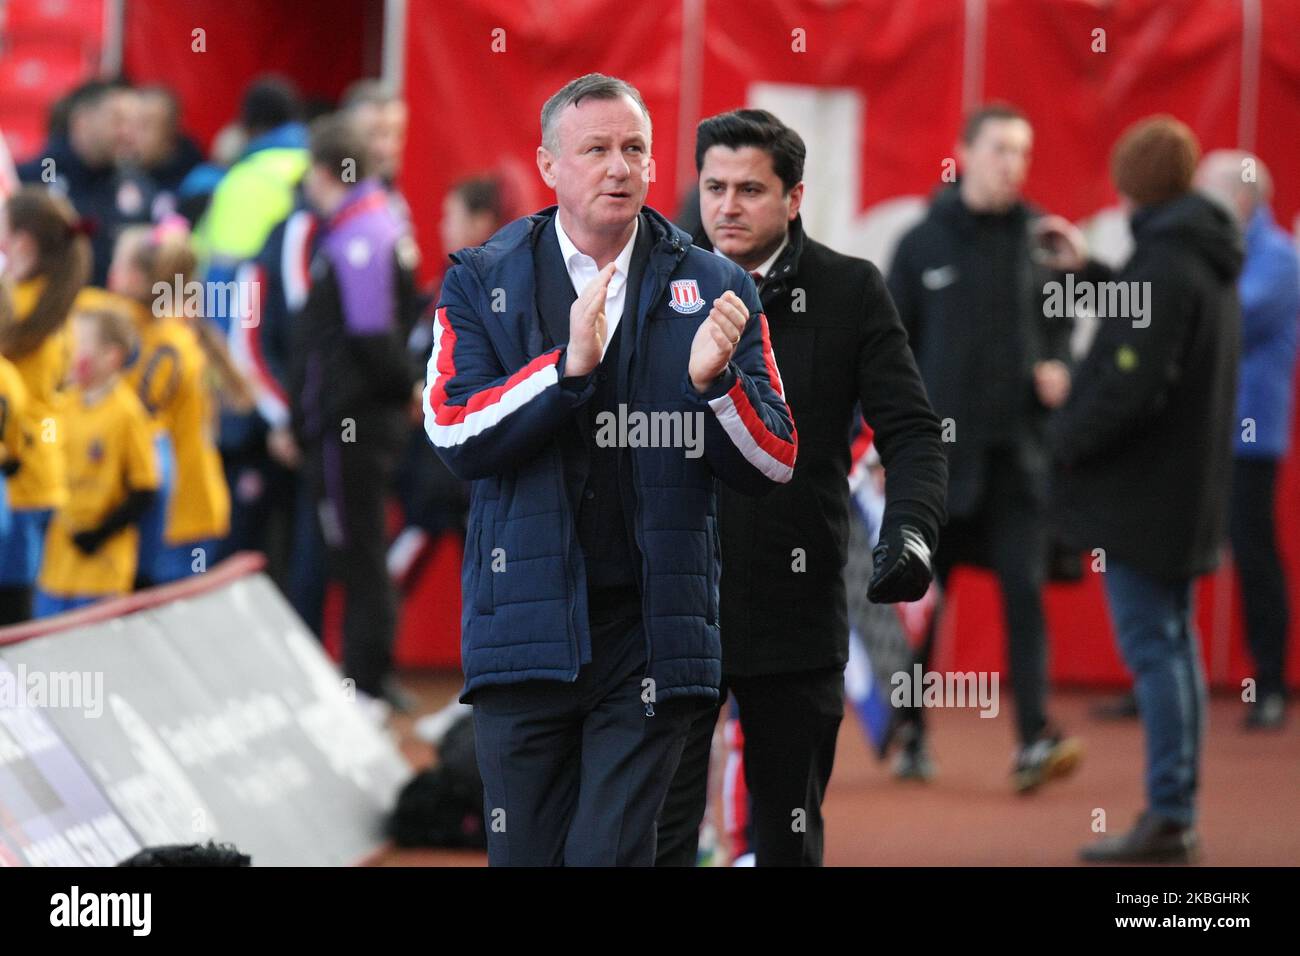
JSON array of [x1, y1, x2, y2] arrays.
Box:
[[702, 217, 948, 677], [887, 185, 1073, 518], [1050, 193, 1242, 581]]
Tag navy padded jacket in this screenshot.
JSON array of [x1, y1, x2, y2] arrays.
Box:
[[423, 206, 797, 703]]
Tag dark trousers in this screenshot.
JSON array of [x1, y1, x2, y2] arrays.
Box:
[[1230, 457, 1289, 699], [308, 435, 398, 698], [902, 451, 1050, 746], [472, 615, 705, 866], [0, 586, 33, 626], [221, 441, 295, 566], [657, 666, 844, 867], [288, 474, 327, 639]]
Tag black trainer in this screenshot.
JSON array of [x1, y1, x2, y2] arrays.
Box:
[[1244, 693, 1285, 731], [1080, 811, 1200, 864], [893, 723, 936, 782]]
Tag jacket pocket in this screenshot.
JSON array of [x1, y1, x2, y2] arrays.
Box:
[[706, 514, 720, 625], [475, 498, 497, 615]]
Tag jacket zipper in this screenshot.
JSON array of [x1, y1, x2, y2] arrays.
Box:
[[635, 239, 687, 717], [559, 465, 581, 682], [632, 292, 653, 716], [633, 452, 652, 716]]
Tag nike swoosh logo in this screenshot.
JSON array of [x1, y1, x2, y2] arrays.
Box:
[[921, 265, 957, 290]]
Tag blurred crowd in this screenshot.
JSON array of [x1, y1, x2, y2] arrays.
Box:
[[0, 74, 524, 719]]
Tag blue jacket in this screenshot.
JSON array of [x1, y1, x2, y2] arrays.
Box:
[[423, 206, 798, 703], [233, 197, 318, 432], [18, 136, 156, 287], [1235, 205, 1300, 458], [200, 122, 310, 454]]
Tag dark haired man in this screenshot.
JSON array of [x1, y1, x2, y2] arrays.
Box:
[[18, 79, 155, 286], [291, 115, 420, 719], [198, 75, 312, 570], [886, 103, 1082, 791], [127, 86, 204, 207], [657, 108, 947, 866], [424, 75, 797, 866], [196, 74, 308, 278]]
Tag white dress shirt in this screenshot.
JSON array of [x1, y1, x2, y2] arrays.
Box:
[[554, 213, 640, 360]]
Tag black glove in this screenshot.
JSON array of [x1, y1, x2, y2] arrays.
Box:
[[867, 523, 933, 604], [0, 457, 18, 477], [70, 490, 156, 557], [72, 528, 110, 556]]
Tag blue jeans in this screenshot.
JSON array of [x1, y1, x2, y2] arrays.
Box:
[[34, 590, 101, 618], [1102, 562, 1206, 827], [137, 433, 175, 584], [150, 538, 220, 584], [0, 508, 52, 586]]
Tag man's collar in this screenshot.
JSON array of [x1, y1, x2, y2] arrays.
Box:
[[554, 212, 639, 276], [710, 236, 785, 277], [752, 236, 788, 278], [709, 221, 800, 279]]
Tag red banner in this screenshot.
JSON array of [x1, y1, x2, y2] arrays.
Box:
[[124, 0, 378, 148]]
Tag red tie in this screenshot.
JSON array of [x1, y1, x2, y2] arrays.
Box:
[[750, 271, 763, 283]]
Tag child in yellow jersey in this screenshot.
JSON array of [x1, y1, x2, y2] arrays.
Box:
[[35, 307, 160, 617], [0, 186, 92, 622], [110, 224, 233, 583], [0, 350, 31, 542]]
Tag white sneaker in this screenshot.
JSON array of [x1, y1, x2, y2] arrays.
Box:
[[387, 526, 429, 584], [413, 700, 473, 745], [354, 690, 392, 728]]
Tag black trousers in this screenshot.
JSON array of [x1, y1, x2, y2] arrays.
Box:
[[656, 666, 845, 867], [472, 615, 705, 866], [308, 434, 399, 698], [221, 440, 296, 567], [902, 450, 1050, 746], [1230, 457, 1289, 699]]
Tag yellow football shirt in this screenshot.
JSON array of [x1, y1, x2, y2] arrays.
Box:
[[0, 355, 29, 469], [6, 278, 70, 510], [123, 303, 231, 543], [38, 378, 161, 596]]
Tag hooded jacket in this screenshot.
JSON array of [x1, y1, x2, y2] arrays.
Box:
[[1050, 192, 1243, 580], [888, 184, 1072, 518]]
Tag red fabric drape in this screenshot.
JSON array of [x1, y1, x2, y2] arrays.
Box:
[[122, 0, 377, 148]]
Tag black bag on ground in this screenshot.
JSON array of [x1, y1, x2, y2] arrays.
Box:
[[388, 712, 485, 850], [118, 841, 251, 866]]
